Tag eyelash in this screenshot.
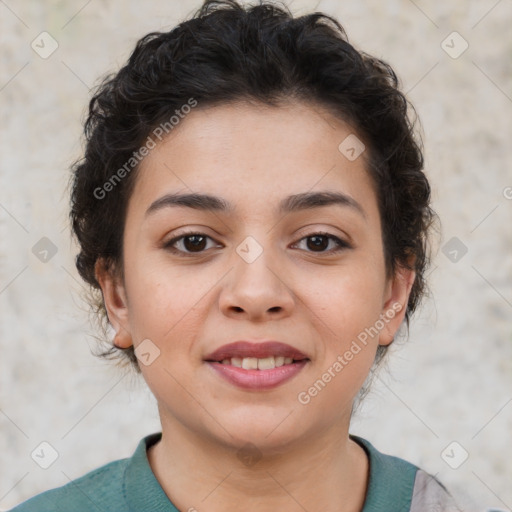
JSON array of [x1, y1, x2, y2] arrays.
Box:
[[163, 230, 351, 256]]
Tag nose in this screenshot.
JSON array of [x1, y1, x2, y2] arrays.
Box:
[[218, 240, 295, 322]]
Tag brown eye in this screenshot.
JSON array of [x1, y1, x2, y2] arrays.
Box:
[[183, 235, 207, 251], [164, 233, 218, 255], [306, 235, 330, 251], [293, 233, 350, 254]]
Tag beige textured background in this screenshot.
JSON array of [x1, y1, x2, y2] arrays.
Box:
[[1, 1, 511, 511]]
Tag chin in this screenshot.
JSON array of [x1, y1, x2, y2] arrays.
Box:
[[205, 405, 310, 452]]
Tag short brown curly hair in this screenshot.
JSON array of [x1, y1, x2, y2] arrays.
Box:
[[70, 0, 436, 371]]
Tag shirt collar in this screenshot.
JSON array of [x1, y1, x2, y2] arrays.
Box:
[[124, 432, 416, 511], [124, 432, 179, 511], [351, 434, 417, 511]]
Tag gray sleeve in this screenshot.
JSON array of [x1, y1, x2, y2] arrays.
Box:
[[410, 470, 465, 512]]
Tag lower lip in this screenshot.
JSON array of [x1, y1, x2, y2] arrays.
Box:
[[206, 360, 309, 390]]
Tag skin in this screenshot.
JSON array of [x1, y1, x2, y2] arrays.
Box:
[[96, 99, 415, 512]]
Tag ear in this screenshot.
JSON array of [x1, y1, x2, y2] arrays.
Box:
[[95, 259, 133, 349], [378, 265, 416, 346]]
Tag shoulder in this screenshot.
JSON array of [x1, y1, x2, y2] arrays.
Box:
[[351, 435, 461, 512], [410, 469, 462, 512], [8, 457, 130, 512]]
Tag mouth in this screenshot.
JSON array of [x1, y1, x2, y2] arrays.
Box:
[[204, 340, 310, 366], [207, 355, 307, 370], [204, 341, 310, 390]]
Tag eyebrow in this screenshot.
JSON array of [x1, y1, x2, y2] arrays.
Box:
[[145, 190, 366, 219]]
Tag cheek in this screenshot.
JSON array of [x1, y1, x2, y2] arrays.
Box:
[[305, 262, 386, 335], [123, 251, 223, 360], [298, 260, 386, 397], [128, 278, 200, 342], [124, 262, 207, 400]]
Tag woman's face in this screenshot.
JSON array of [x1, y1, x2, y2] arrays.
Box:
[[99, 100, 413, 451]]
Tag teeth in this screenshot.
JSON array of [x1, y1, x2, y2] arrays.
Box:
[[231, 357, 243, 368], [257, 356, 275, 370], [218, 356, 297, 369], [241, 357, 258, 370]]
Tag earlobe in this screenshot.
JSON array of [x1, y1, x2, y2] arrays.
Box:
[[95, 259, 133, 349], [378, 266, 416, 346]]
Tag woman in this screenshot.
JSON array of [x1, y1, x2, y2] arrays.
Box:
[[10, 0, 461, 510]]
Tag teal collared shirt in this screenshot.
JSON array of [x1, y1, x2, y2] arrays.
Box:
[[9, 433, 457, 511]]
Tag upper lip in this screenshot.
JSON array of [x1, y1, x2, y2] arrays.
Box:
[[204, 341, 309, 362]]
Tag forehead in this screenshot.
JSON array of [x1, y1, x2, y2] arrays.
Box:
[[128, 100, 378, 220]]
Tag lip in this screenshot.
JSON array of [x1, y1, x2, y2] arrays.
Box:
[[206, 360, 309, 390], [203, 341, 309, 362]]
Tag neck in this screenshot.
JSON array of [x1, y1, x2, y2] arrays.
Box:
[[147, 413, 369, 512]]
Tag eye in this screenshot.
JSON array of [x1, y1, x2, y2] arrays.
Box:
[[292, 232, 351, 254], [163, 231, 351, 256], [163, 232, 220, 255]]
